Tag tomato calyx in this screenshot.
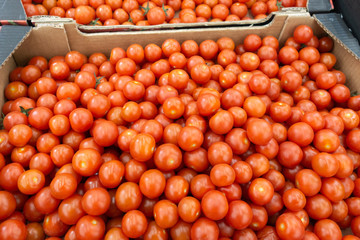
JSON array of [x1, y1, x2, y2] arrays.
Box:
[[19, 106, 33, 117], [94, 73, 104, 88], [0, 112, 4, 129], [141, 2, 151, 16], [276, 0, 283, 9], [128, 16, 133, 23], [162, 4, 168, 17], [351, 90, 358, 97], [88, 18, 101, 26]]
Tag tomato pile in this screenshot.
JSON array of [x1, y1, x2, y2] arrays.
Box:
[[21, 0, 306, 25], [1, 24, 360, 240]]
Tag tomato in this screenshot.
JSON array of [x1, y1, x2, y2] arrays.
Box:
[[313, 126, 340, 151], [248, 178, 274, 206], [0, 163, 24, 192], [8, 124, 32, 147], [321, 177, 345, 202], [246, 118, 273, 145], [346, 129, 360, 153], [121, 210, 147, 238], [295, 169, 321, 197], [147, 6, 166, 25], [0, 219, 27, 240], [98, 160, 124, 188], [240, 52, 260, 71], [191, 217, 219, 240], [81, 187, 110, 216], [72, 148, 103, 176], [312, 152, 339, 177], [276, 213, 305, 240], [26, 222, 46, 240], [282, 188, 306, 212], [352, 216, 360, 237], [115, 182, 142, 212], [196, 93, 221, 116], [163, 97, 185, 119], [43, 211, 69, 237], [226, 200, 252, 230], [139, 169, 166, 199], [33, 187, 60, 215], [50, 173, 77, 199], [165, 175, 189, 203], [277, 141, 303, 168], [279, 46, 299, 65], [58, 194, 85, 225], [305, 194, 332, 220], [0, 191, 16, 221], [75, 215, 105, 240], [207, 141, 233, 165], [153, 143, 182, 171], [183, 148, 207, 173], [17, 169, 45, 195], [245, 153, 269, 178], [243, 96, 266, 118], [314, 219, 342, 240], [178, 126, 204, 151], [74, 6, 95, 24], [210, 163, 235, 187], [5, 81, 28, 100], [200, 190, 228, 220], [153, 199, 179, 228], [294, 25, 313, 44], [177, 197, 201, 223]]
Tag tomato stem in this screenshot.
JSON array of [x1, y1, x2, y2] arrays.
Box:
[[88, 18, 101, 26], [128, 16, 133, 23], [162, 4, 168, 17], [0, 112, 4, 129], [94, 73, 104, 88], [351, 91, 359, 97], [19, 106, 33, 117], [141, 1, 150, 16]]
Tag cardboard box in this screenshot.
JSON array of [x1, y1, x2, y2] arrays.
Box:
[[0, 9, 357, 236]]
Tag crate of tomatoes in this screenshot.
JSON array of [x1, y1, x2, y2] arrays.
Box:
[[0, 10, 360, 239], [0, 0, 331, 30]]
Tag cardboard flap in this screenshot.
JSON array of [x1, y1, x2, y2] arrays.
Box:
[[0, 25, 31, 67], [307, 0, 333, 13], [64, 12, 290, 56], [75, 9, 304, 33], [0, 0, 26, 21], [31, 15, 74, 25], [314, 13, 360, 59], [77, 16, 272, 33], [13, 25, 71, 66]]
